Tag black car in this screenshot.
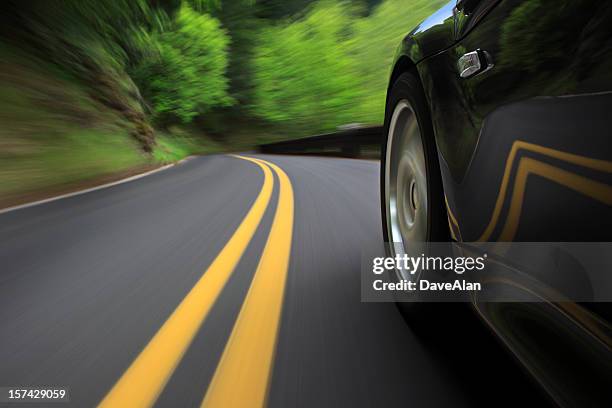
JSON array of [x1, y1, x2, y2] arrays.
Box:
[[381, 0, 612, 406]]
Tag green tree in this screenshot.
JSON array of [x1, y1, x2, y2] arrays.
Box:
[[133, 4, 232, 126], [250, 0, 446, 135], [251, 2, 362, 133], [349, 0, 447, 124]]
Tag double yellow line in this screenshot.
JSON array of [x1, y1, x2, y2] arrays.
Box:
[[99, 155, 294, 408]]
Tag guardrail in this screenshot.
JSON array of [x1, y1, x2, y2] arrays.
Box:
[[257, 125, 383, 159]]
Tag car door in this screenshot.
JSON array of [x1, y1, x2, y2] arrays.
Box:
[[418, 0, 612, 242], [415, 2, 612, 405]]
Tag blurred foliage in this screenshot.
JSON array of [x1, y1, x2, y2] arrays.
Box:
[[131, 4, 232, 127], [153, 129, 223, 163], [0, 0, 444, 140], [252, 2, 361, 133], [0, 0, 444, 200], [349, 0, 447, 124], [249, 0, 447, 134]]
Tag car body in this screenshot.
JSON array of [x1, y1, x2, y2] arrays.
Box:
[[381, 0, 612, 405]]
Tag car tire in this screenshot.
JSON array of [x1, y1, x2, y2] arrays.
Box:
[[381, 71, 464, 329]]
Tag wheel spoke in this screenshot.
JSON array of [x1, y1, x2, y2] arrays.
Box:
[[385, 100, 429, 279]]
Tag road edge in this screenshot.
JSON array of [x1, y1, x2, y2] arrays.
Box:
[[0, 156, 195, 216]]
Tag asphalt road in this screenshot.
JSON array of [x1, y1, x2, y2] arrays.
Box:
[[0, 155, 550, 407]]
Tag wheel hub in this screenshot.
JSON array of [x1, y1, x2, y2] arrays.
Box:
[[385, 100, 429, 260]]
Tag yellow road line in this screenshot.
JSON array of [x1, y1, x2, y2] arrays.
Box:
[[202, 157, 294, 408], [98, 155, 274, 408]]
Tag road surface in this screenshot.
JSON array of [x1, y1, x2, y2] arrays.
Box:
[[0, 155, 549, 407]]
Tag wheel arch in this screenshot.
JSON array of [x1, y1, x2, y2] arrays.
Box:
[[383, 61, 453, 242], [387, 56, 418, 100]]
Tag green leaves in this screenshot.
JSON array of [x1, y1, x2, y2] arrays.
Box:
[[251, 2, 361, 133], [132, 4, 232, 126], [250, 0, 447, 134], [2, 0, 448, 145]]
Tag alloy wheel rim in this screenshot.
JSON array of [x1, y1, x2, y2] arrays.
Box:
[[385, 100, 429, 280]]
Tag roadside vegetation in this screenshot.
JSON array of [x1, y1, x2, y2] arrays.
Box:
[[0, 0, 443, 204]]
